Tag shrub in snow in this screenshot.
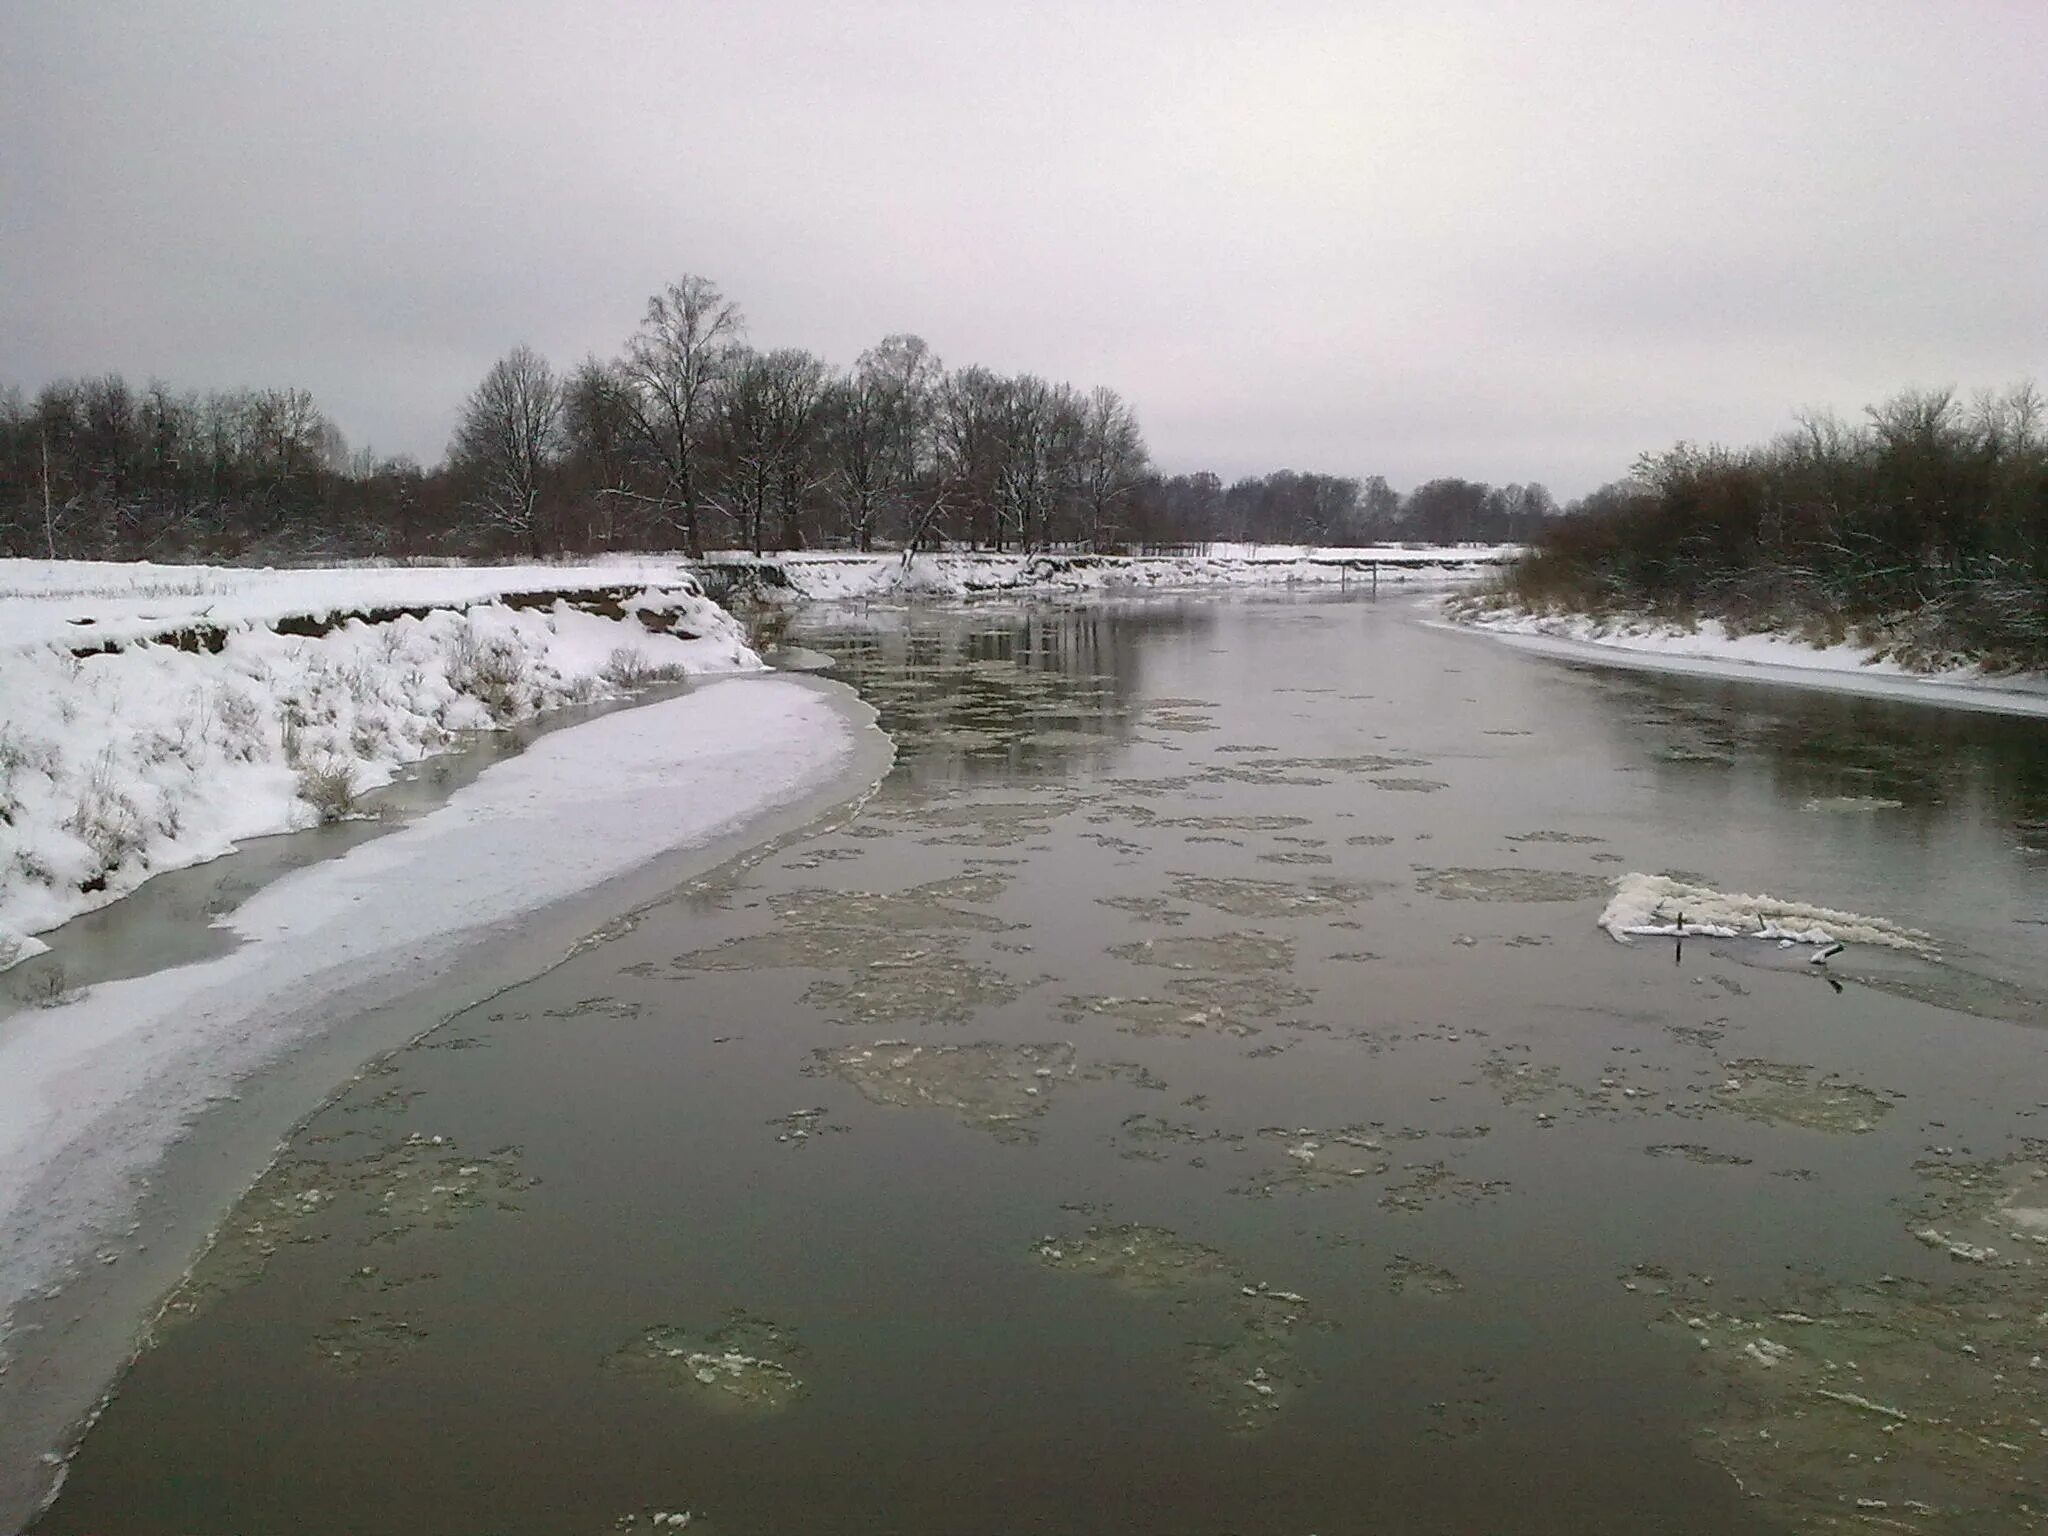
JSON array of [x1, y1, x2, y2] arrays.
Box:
[[296, 756, 360, 823], [600, 646, 690, 690], [446, 623, 534, 722]]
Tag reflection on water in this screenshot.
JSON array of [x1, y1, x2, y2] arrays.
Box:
[[816, 600, 1215, 787], [33, 593, 2048, 1536]]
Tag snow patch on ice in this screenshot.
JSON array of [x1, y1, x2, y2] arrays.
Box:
[[1599, 873, 1936, 954]]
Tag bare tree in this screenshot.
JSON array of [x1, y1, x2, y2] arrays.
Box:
[[1076, 385, 1147, 549], [763, 349, 829, 551], [824, 334, 941, 550], [935, 366, 1008, 549], [450, 344, 563, 557], [711, 348, 829, 555], [619, 275, 743, 555], [561, 357, 638, 546]]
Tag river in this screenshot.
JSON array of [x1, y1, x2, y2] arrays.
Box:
[[27, 592, 2048, 1535]]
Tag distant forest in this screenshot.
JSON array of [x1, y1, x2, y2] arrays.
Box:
[[1509, 385, 2048, 669], [0, 274, 1555, 563]]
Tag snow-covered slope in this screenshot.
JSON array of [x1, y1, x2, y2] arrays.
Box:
[[1, 561, 761, 966], [1440, 602, 2048, 718], [0, 556, 719, 649], [702, 547, 1516, 602]]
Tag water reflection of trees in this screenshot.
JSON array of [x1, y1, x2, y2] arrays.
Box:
[[797, 601, 1217, 787], [1592, 671, 2048, 845]]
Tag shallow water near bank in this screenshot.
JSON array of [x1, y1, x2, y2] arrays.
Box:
[[29, 593, 2048, 1536]]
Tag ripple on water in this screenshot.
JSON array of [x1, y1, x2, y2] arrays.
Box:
[[808, 1040, 1077, 1142], [1110, 932, 1296, 972], [1167, 874, 1376, 920], [1644, 1151, 2048, 1531], [1034, 1223, 1323, 1432], [156, 1132, 536, 1330], [1710, 1060, 1897, 1134], [1414, 867, 1614, 903], [604, 1311, 807, 1414]]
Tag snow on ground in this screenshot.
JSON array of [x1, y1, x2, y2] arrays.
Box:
[[1599, 872, 1937, 954], [1441, 602, 2048, 718], [0, 556, 721, 649], [701, 547, 1516, 602], [0, 676, 867, 1345], [1, 561, 760, 967]]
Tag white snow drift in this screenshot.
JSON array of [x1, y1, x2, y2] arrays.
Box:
[[0, 676, 868, 1342], [704, 546, 1516, 603], [1599, 872, 1937, 954], [0, 561, 759, 967], [0, 556, 731, 649]]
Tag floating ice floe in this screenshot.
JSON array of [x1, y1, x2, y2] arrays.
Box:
[[1598, 873, 1936, 955]]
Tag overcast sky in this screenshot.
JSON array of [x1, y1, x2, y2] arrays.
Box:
[[5, 2, 2045, 496]]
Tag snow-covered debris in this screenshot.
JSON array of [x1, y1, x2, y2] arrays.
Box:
[[700, 546, 1516, 603], [0, 676, 868, 1344], [1, 561, 759, 966], [1598, 873, 1937, 955]]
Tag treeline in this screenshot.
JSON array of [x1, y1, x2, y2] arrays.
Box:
[[1, 272, 1549, 562], [1134, 471, 1554, 548], [1510, 386, 2048, 668]]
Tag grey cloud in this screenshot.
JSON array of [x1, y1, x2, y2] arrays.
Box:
[[5, 0, 2044, 495]]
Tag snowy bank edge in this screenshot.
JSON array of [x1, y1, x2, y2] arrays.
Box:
[[707, 548, 1516, 603], [0, 673, 894, 1530], [0, 581, 762, 968], [1431, 603, 2048, 720]]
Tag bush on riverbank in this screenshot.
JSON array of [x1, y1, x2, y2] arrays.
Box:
[[1498, 386, 2048, 671]]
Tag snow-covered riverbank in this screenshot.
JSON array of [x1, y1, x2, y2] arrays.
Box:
[[703, 545, 1516, 601], [1439, 601, 2048, 719], [0, 561, 761, 967], [0, 673, 889, 1523], [1, 557, 897, 1520]]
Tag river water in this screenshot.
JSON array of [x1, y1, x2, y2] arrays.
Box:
[[29, 593, 2048, 1535]]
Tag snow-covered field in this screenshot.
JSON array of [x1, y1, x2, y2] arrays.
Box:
[[702, 546, 1517, 602], [0, 561, 761, 967], [0, 676, 872, 1355], [1441, 602, 2048, 718]]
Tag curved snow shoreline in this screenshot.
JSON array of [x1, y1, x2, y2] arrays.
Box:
[[0, 674, 893, 1527], [1434, 606, 2048, 719], [0, 580, 760, 969]]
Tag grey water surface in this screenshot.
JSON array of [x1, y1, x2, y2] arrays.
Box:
[[32, 594, 2048, 1536]]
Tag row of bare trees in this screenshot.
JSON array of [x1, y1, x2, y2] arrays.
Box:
[[1125, 471, 1553, 547], [444, 275, 1153, 558], [0, 376, 356, 559], [2, 270, 1549, 560]]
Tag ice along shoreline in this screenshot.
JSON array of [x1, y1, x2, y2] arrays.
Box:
[[0, 672, 894, 1532], [1432, 603, 2048, 719]]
